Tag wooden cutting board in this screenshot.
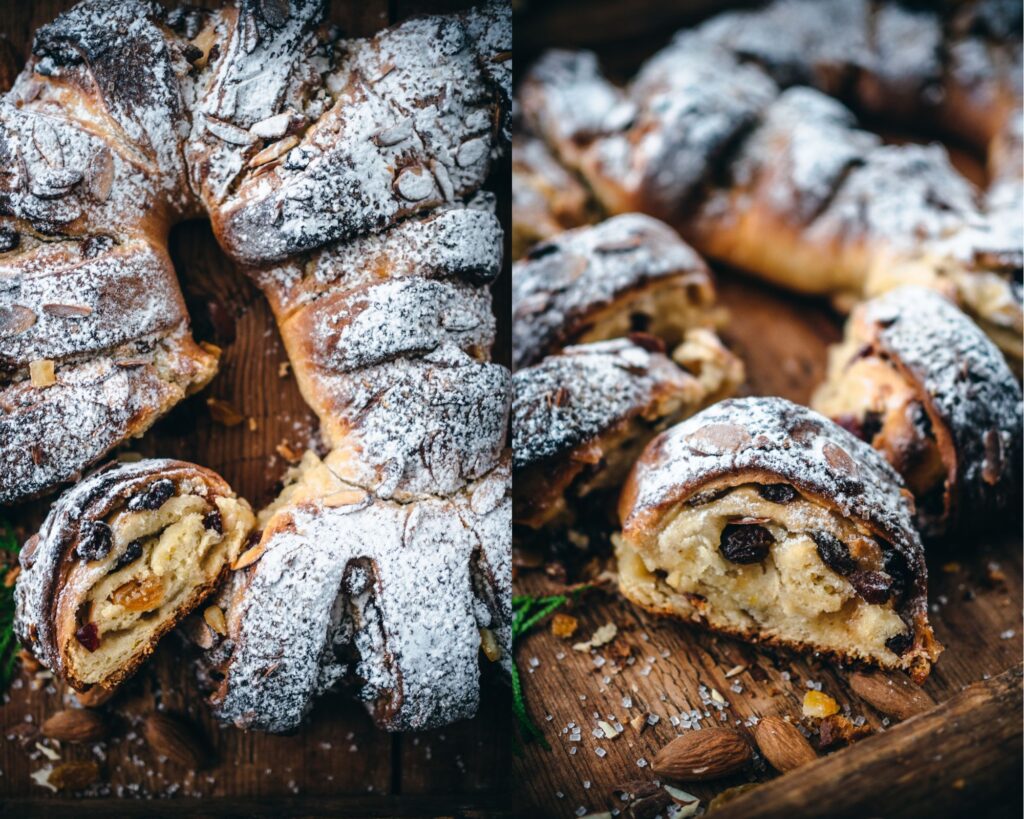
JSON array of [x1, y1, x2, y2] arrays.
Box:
[[0, 1, 513, 815], [512, 270, 1024, 818]]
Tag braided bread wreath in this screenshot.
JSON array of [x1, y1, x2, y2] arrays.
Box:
[[512, 0, 1022, 682], [6, 0, 513, 733]]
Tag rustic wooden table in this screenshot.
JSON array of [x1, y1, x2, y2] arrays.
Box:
[[513, 271, 1024, 818], [0, 1, 513, 815]]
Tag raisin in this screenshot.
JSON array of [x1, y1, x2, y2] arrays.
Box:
[[757, 483, 797, 504], [75, 622, 100, 652], [883, 547, 909, 601], [75, 521, 113, 562], [203, 509, 223, 535], [811, 531, 856, 576], [112, 538, 144, 572], [126, 478, 175, 512], [861, 410, 883, 442], [885, 631, 913, 656], [849, 570, 893, 604], [719, 523, 774, 564]]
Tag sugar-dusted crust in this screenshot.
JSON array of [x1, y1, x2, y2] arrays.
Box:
[[815, 287, 1022, 537], [205, 454, 511, 733], [513, 335, 742, 530], [205, 2, 511, 264], [15, 458, 253, 691], [511, 214, 715, 370], [620, 396, 939, 682], [518, 0, 1023, 364], [511, 133, 594, 259]]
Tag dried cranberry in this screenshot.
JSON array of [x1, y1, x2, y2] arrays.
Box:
[[75, 622, 101, 652], [757, 483, 797, 504], [126, 478, 175, 512], [885, 631, 913, 656], [75, 521, 113, 561], [203, 509, 223, 535], [811, 532, 856, 576], [112, 538, 144, 572], [719, 523, 774, 564], [849, 570, 893, 604]]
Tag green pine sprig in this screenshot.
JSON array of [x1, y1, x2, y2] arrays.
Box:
[[511, 585, 591, 752], [0, 518, 20, 693]]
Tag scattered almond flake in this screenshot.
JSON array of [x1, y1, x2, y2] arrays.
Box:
[[551, 613, 579, 639], [35, 742, 60, 762], [30, 766, 56, 792], [710, 687, 727, 705], [247, 417, 258, 432], [630, 714, 647, 732], [598, 720, 619, 739], [665, 785, 700, 812], [278, 361, 291, 378], [275, 441, 301, 462], [573, 622, 617, 651], [803, 690, 840, 718], [724, 664, 746, 678]]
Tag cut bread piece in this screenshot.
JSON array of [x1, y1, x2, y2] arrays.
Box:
[[813, 287, 1022, 538], [513, 333, 742, 530], [15, 459, 254, 692], [618, 396, 941, 683]]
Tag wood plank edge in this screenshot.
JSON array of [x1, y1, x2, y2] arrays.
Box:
[[711, 664, 1023, 819]]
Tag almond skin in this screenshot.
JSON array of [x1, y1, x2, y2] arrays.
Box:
[[143, 713, 210, 769], [752, 716, 817, 772], [848, 671, 935, 721], [652, 727, 752, 781], [41, 709, 108, 743]]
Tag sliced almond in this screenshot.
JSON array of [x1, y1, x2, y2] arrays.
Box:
[[249, 135, 299, 168], [232, 540, 265, 570], [203, 605, 227, 636], [323, 489, 368, 508]]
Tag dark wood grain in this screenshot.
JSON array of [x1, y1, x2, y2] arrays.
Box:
[[511, 270, 1024, 818], [0, 0, 511, 811], [713, 665, 1024, 819]]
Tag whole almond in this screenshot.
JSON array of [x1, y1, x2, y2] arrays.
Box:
[[41, 709, 108, 743], [848, 671, 935, 721], [752, 716, 817, 772], [143, 713, 209, 769], [48, 760, 101, 791], [651, 727, 752, 781]]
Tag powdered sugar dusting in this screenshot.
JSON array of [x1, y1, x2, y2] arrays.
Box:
[[513, 339, 694, 469], [210, 459, 510, 732], [511, 213, 711, 370], [860, 287, 1022, 526]]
